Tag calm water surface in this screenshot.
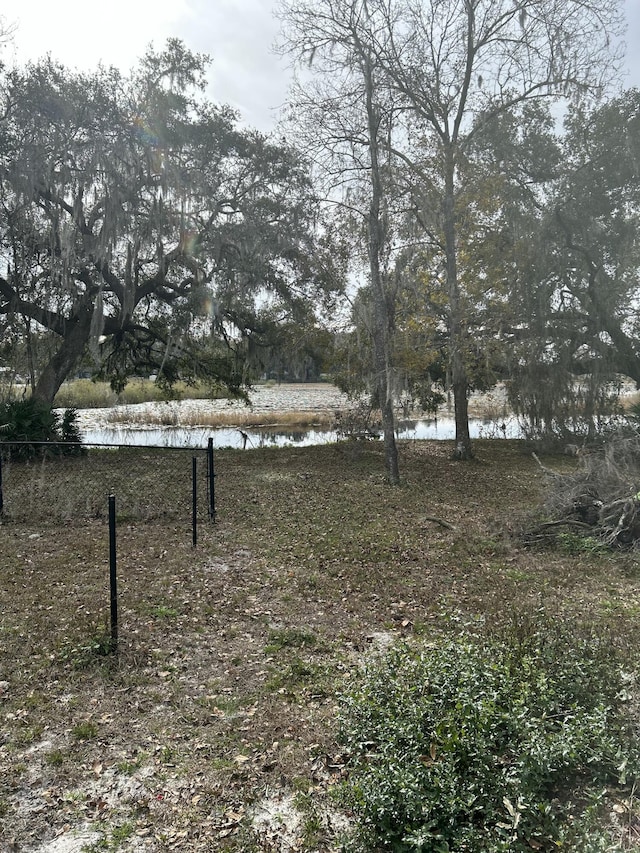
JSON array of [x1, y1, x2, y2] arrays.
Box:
[[81, 415, 522, 449]]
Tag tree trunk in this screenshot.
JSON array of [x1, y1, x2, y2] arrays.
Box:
[[443, 147, 472, 460], [32, 305, 94, 405], [365, 51, 400, 485], [373, 288, 399, 483]]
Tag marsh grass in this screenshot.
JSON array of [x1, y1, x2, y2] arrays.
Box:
[[53, 378, 231, 409], [0, 440, 638, 851], [104, 407, 337, 430]]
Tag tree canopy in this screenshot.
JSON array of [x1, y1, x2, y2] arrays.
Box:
[[0, 40, 344, 403], [279, 0, 626, 461], [2, 7, 640, 459]]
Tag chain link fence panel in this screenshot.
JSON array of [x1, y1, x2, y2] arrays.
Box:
[[0, 443, 214, 525]]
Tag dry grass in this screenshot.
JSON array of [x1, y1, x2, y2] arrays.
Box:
[[0, 439, 638, 851], [52, 378, 231, 409], [105, 407, 337, 430]]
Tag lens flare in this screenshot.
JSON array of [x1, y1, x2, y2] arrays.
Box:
[[179, 230, 199, 256], [133, 115, 161, 148]]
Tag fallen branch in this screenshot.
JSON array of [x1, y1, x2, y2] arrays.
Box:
[[421, 515, 456, 531], [524, 434, 640, 548], [531, 452, 567, 481], [531, 519, 593, 532]]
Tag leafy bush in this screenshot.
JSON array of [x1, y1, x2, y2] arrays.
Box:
[[338, 619, 638, 852], [0, 399, 85, 459]]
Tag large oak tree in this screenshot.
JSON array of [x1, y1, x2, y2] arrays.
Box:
[[0, 40, 340, 403]]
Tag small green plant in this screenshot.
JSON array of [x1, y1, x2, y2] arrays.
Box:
[[84, 822, 135, 852], [265, 627, 317, 653], [157, 744, 181, 765], [338, 617, 639, 852], [556, 530, 610, 555], [293, 791, 326, 847], [45, 749, 65, 767], [117, 758, 142, 775], [150, 604, 179, 619], [71, 720, 98, 740], [59, 631, 115, 668]]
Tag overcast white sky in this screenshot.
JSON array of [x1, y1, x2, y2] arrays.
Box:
[[3, 0, 640, 132]]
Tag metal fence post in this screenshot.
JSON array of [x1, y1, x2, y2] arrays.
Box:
[[108, 494, 118, 652], [192, 456, 198, 546], [207, 438, 216, 521], [0, 454, 4, 517]]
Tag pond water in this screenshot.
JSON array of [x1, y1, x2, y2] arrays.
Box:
[[80, 415, 522, 449]]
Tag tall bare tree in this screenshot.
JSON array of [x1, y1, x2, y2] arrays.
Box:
[[279, 0, 402, 483]]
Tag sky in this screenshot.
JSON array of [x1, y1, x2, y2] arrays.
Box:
[[3, 0, 640, 133]]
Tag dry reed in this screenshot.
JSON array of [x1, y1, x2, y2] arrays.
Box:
[[105, 407, 338, 430]]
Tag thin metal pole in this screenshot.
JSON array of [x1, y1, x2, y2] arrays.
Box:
[[0, 453, 4, 517], [207, 438, 216, 521], [192, 456, 197, 547], [108, 494, 118, 652]]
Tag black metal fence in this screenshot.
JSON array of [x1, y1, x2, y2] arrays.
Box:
[[0, 441, 216, 525]]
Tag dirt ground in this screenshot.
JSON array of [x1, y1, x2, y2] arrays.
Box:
[[0, 438, 639, 852]]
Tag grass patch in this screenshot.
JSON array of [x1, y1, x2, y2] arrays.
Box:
[[149, 604, 179, 619], [85, 822, 135, 851], [265, 656, 327, 696], [556, 530, 612, 555], [71, 720, 99, 740], [264, 627, 317, 653], [44, 749, 66, 767], [53, 378, 231, 409]]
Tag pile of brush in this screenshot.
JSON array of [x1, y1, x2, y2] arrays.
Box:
[[525, 431, 640, 547]]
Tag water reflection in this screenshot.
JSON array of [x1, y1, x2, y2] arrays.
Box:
[[397, 416, 521, 441], [81, 415, 521, 449]]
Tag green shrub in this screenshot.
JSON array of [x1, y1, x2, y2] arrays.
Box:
[[0, 399, 85, 459], [338, 619, 638, 852], [58, 407, 84, 450]]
